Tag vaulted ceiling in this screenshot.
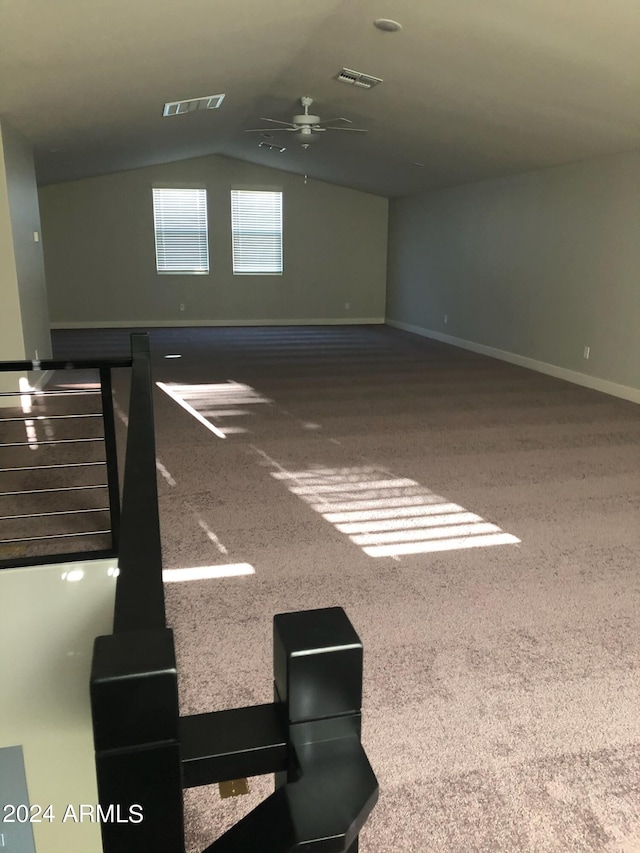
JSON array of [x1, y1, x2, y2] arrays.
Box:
[[1, 0, 639, 197]]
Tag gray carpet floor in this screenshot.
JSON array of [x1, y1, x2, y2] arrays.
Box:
[[50, 324, 640, 852]]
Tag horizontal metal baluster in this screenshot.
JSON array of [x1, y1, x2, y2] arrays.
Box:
[[0, 530, 111, 544], [1, 507, 110, 521], [0, 484, 107, 497], [0, 437, 104, 448], [0, 389, 100, 396], [0, 413, 102, 423], [0, 461, 106, 472]]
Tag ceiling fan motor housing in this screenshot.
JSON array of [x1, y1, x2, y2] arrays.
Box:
[[292, 114, 321, 126]]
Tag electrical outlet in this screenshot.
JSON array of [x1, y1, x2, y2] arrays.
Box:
[[180, 303, 185, 312], [345, 302, 350, 310], [583, 345, 590, 359], [444, 314, 448, 324]]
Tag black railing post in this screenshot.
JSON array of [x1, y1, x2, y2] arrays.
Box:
[[273, 606, 374, 853], [91, 628, 185, 853], [199, 607, 377, 852], [91, 333, 185, 852], [99, 366, 121, 555]]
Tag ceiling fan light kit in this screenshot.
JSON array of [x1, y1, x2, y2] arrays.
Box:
[[258, 141, 286, 153]]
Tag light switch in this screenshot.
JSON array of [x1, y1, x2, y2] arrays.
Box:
[[33, 231, 40, 242]]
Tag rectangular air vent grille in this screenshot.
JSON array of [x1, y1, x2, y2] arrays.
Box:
[[163, 94, 225, 117], [334, 68, 383, 89]]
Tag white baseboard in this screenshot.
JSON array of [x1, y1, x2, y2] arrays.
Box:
[[50, 317, 385, 330], [386, 318, 640, 405]]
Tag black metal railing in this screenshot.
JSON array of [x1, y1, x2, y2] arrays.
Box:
[[90, 334, 378, 852], [0, 355, 131, 570]]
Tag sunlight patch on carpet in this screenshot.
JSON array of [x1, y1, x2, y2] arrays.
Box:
[[157, 381, 270, 437], [271, 464, 520, 558], [163, 563, 255, 582]]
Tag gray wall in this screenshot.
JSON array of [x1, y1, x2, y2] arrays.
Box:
[[0, 129, 24, 363], [386, 148, 640, 398], [0, 119, 51, 361], [40, 155, 388, 327]]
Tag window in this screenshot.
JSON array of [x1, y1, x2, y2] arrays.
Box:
[[152, 188, 209, 274], [231, 190, 283, 275]]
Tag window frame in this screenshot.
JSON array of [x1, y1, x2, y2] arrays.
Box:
[[230, 188, 283, 276], [152, 186, 210, 276]]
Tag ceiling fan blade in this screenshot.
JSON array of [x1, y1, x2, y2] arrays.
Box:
[[314, 117, 352, 126], [324, 127, 368, 133], [245, 127, 296, 133], [259, 117, 296, 127]]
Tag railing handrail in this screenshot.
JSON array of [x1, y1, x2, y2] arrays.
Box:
[[111, 334, 165, 633], [0, 357, 132, 372]]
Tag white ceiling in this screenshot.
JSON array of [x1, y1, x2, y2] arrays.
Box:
[[1, 0, 639, 197]]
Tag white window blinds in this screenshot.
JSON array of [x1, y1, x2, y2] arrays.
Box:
[[152, 188, 209, 274], [231, 190, 283, 275]]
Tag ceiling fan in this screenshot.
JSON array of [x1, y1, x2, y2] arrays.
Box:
[[246, 96, 368, 148]]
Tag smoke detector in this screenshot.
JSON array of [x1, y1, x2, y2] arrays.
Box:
[[373, 18, 402, 32]]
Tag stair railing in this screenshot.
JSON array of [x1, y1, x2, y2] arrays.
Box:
[[0, 354, 130, 570]]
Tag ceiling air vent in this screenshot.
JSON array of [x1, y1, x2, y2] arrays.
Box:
[[163, 94, 226, 117], [334, 68, 383, 89]]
